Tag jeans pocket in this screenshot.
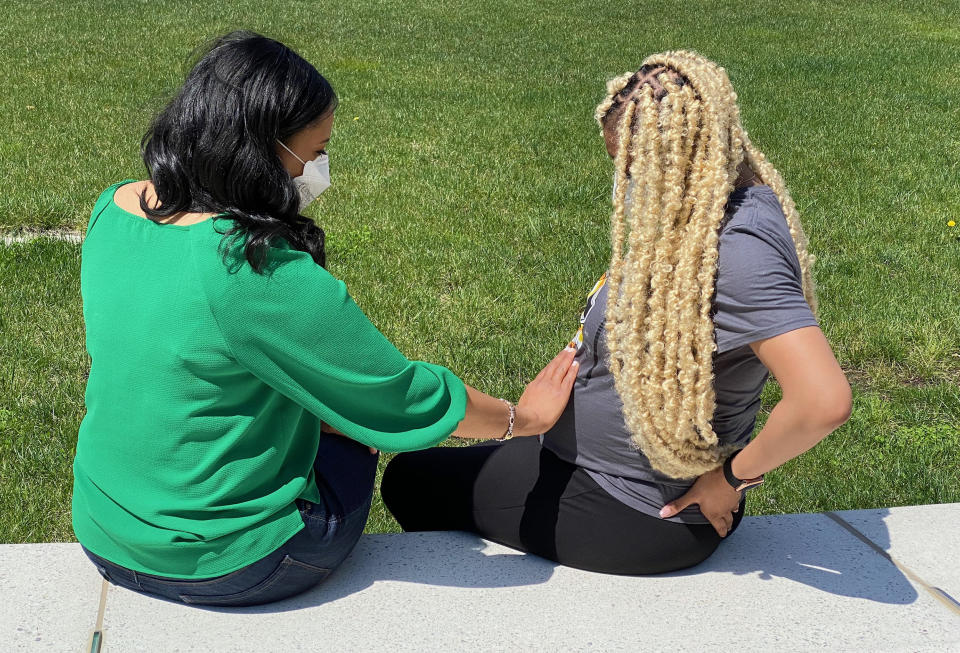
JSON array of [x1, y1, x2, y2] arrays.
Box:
[[178, 555, 330, 607], [297, 498, 332, 524]]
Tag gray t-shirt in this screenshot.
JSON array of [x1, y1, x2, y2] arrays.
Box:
[[542, 185, 819, 524]]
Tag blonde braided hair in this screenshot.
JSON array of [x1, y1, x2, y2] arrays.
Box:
[[597, 51, 817, 479]]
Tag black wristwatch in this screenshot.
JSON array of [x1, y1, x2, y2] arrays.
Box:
[[722, 451, 764, 492]]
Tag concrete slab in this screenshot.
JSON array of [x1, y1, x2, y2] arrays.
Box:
[[1, 543, 103, 651], [2, 505, 959, 652], [833, 503, 960, 601]]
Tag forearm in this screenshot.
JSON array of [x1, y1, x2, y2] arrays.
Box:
[[731, 394, 850, 480], [451, 384, 537, 440], [451, 348, 578, 440]]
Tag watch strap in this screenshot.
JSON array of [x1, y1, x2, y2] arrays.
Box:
[[723, 452, 764, 491]]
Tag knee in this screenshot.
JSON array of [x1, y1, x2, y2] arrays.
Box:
[[380, 453, 414, 516]]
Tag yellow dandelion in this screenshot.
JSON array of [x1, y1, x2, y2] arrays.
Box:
[[353, 116, 359, 121], [949, 220, 956, 228]]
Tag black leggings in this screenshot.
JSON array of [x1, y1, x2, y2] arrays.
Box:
[[381, 437, 743, 575]]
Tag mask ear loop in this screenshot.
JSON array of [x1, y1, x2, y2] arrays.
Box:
[[276, 140, 306, 165]]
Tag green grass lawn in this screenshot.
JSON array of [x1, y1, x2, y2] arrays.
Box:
[[1, 0, 958, 542]]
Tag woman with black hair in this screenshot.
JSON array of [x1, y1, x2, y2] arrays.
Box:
[[72, 31, 577, 607]]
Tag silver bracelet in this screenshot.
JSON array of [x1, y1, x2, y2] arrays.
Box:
[[495, 399, 515, 442]]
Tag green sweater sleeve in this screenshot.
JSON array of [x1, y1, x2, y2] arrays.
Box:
[[204, 245, 467, 452]]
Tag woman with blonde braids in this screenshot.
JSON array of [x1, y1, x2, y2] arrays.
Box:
[[381, 51, 851, 574]]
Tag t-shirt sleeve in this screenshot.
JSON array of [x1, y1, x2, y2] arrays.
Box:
[[713, 212, 819, 354], [209, 248, 467, 452]]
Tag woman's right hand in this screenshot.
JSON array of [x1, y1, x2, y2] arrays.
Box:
[[658, 466, 742, 537], [514, 347, 579, 436]]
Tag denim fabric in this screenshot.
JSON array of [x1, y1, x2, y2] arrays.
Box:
[[83, 433, 378, 607]]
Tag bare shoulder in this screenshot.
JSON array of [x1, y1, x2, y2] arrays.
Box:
[[112, 180, 153, 217], [109, 181, 214, 225]]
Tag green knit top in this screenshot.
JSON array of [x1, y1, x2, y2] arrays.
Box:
[[72, 181, 467, 578]]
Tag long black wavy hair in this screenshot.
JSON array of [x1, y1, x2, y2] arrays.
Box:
[[140, 31, 337, 272]]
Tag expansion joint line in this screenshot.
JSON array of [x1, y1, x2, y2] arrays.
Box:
[[824, 511, 960, 618], [86, 578, 108, 653]]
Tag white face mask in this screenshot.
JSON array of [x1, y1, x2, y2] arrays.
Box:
[[277, 141, 331, 210]]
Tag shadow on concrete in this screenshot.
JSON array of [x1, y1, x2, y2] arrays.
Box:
[[200, 509, 916, 614], [668, 508, 918, 604], [209, 531, 556, 614]]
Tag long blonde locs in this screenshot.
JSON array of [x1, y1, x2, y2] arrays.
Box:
[[597, 51, 817, 479]]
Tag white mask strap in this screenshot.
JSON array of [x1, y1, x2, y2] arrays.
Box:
[[277, 140, 305, 165]]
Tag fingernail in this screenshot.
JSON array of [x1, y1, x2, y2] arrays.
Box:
[[572, 361, 579, 367], [659, 508, 669, 518]]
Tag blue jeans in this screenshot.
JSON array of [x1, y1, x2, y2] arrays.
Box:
[[83, 433, 379, 607]]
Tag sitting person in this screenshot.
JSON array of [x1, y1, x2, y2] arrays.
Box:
[[381, 50, 852, 575], [72, 31, 576, 607]]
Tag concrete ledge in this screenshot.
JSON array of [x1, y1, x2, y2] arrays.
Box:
[[3, 504, 959, 652]]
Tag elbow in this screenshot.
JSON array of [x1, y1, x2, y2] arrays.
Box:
[[787, 378, 852, 433], [817, 379, 853, 430], [825, 397, 852, 431]]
